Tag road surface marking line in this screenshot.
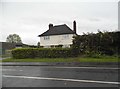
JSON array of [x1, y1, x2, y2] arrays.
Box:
[[53, 67, 119, 70], [2, 69, 16, 71], [19, 70, 23, 71], [3, 75, 120, 85], [2, 69, 23, 71]]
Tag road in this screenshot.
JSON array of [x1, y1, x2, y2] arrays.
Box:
[[2, 65, 120, 87]]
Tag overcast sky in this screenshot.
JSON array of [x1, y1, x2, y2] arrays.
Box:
[[0, 0, 118, 45]]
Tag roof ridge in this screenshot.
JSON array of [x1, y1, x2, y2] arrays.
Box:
[[53, 24, 67, 27]]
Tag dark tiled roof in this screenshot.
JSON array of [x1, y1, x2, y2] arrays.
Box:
[[38, 24, 76, 37]]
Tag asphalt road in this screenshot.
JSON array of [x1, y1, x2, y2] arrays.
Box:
[[2, 66, 120, 87]]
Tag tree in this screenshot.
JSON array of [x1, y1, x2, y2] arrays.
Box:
[[72, 35, 81, 56], [6, 34, 22, 43], [72, 31, 120, 56]]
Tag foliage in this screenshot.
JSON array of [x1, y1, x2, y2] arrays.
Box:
[[71, 35, 81, 56], [37, 42, 40, 48], [57, 45, 63, 48], [11, 31, 120, 59], [6, 34, 22, 43], [72, 31, 120, 56], [12, 48, 73, 59]]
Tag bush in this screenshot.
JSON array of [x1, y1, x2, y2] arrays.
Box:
[[12, 48, 73, 59], [85, 51, 102, 58]]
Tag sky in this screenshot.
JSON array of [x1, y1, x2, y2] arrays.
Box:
[[0, 0, 119, 45]]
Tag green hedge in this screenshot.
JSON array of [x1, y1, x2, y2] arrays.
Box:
[[12, 48, 73, 59]]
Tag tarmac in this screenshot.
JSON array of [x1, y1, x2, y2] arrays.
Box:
[[0, 62, 119, 67]]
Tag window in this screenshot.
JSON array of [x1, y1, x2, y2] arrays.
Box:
[[63, 35, 69, 39], [44, 36, 50, 40]]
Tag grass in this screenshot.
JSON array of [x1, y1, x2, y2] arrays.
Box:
[[1, 56, 119, 62]]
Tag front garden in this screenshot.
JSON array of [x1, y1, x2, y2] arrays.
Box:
[[1, 31, 120, 63]]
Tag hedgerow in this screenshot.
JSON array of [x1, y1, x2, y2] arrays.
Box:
[[12, 48, 73, 59]]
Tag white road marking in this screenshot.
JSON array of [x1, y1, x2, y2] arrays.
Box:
[[46, 66, 120, 70], [2, 69, 16, 71], [3, 75, 120, 85], [19, 70, 23, 71], [2, 66, 119, 72], [2, 69, 23, 71]]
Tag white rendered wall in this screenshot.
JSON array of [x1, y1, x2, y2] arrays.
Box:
[[40, 34, 74, 47]]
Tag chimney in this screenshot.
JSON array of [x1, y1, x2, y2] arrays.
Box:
[[49, 23, 53, 29], [73, 21, 76, 33]]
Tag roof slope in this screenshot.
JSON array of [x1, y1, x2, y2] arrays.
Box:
[[38, 24, 76, 37]]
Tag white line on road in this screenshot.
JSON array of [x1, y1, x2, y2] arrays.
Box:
[[3, 75, 120, 85], [2, 69, 23, 71], [48, 66, 120, 70], [2, 66, 119, 71], [2, 69, 16, 71]]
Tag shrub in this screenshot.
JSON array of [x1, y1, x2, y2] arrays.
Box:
[[84, 50, 102, 58], [12, 48, 73, 59]]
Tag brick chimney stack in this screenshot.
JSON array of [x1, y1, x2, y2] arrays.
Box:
[[73, 21, 76, 33], [49, 24, 53, 29]]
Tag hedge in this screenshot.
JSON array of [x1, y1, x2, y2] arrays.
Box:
[[12, 48, 73, 59]]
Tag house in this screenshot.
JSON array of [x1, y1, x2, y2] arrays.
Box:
[[38, 21, 77, 48]]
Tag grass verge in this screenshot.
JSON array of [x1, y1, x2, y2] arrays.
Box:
[[1, 56, 119, 62]]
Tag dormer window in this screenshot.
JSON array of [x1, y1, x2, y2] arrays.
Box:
[[44, 36, 50, 40]]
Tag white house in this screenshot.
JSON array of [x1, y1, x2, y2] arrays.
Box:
[[38, 21, 77, 48]]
